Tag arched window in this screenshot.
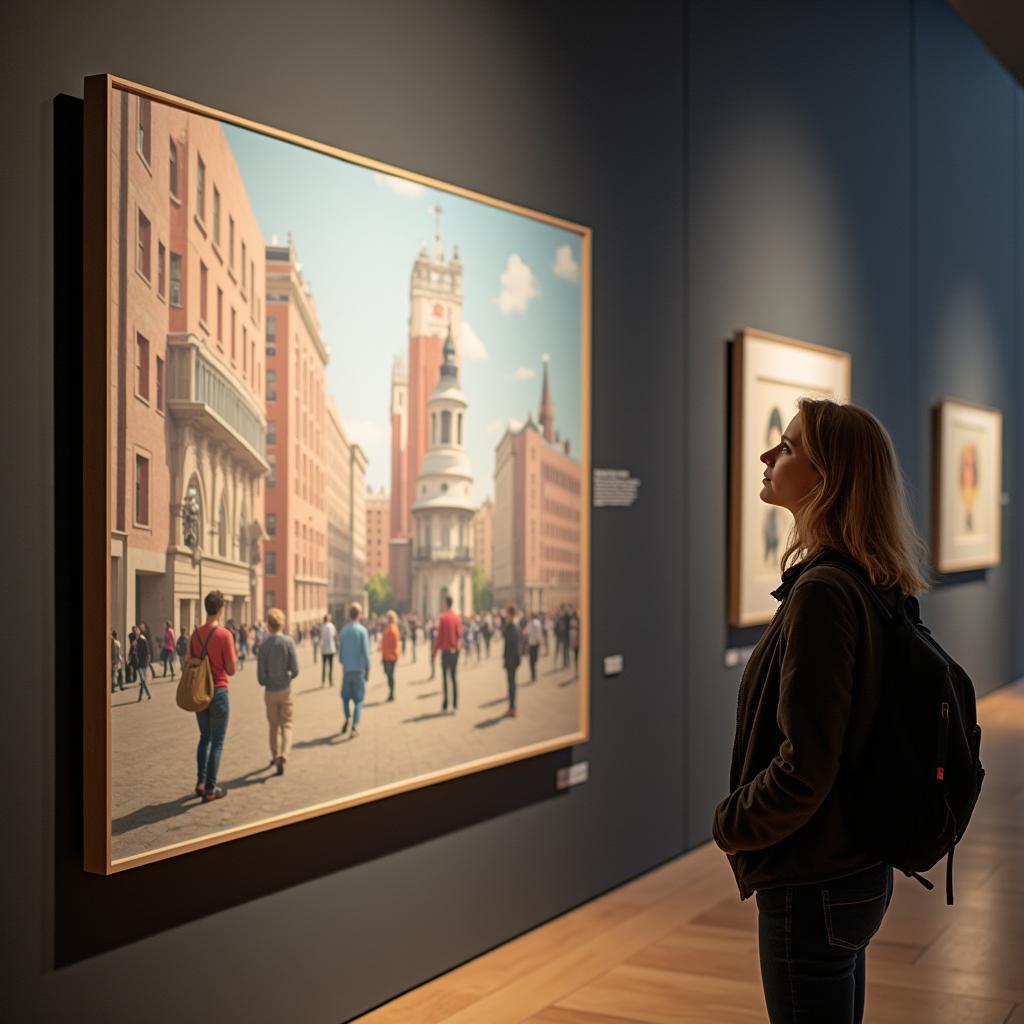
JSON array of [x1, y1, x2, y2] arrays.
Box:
[[457, 413, 463, 445], [431, 412, 437, 445], [218, 495, 228, 558], [238, 505, 249, 564], [441, 410, 451, 444]]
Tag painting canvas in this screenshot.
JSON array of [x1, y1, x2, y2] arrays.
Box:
[[83, 76, 591, 872], [728, 329, 851, 626], [933, 399, 1002, 573]]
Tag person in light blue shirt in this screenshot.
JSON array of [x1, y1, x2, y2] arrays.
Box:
[[339, 603, 371, 737]]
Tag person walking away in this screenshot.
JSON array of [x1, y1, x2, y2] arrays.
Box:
[[126, 626, 139, 684], [320, 613, 337, 687], [135, 625, 152, 701], [257, 607, 299, 775], [502, 604, 521, 717], [433, 597, 463, 714], [381, 610, 400, 702], [311, 619, 320, 663], [191, 590, 236, 801], [427, 618, 437, 680], [553, 607, 565, 666], [526, 611, 543, 682], [569, 612, 580, 678], [110, 631, 124, 692], [339, 603, 371, 737], [409, 617, 417, 662], [160, 621, 176, 677], [481, 612, 493, 658], [175, 627, 189, 674], [711, 399, 928, 1023]]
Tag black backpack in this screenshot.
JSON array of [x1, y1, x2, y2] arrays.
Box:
[[818, 555, 985, 905]]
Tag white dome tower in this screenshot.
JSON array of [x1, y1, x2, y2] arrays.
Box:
[[411, 324, 477, 618]]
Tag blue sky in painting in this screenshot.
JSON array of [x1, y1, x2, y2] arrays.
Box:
[[222, 122, 583, 503]]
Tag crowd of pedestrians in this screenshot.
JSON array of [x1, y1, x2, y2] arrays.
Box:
[[111, 592, 581, 807]]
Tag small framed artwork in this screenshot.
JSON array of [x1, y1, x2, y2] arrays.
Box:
[[933, 399, 1002, 573], [728, 328, 851, 626]]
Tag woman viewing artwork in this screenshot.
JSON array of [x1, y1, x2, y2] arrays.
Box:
[[713, 398, 929, 1023]]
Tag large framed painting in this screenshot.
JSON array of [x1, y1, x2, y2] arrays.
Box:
[[728, 328, 851, 627], [83, 75, 591, 872], [933, 399, 1002, 573]]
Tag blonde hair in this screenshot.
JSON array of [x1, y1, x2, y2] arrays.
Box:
[[267, 607, 285, 631], [782, 399, 929, 596], [386, 609, 397, 623]]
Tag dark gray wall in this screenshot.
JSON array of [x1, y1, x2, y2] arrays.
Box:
[[685, 0, 1022, 844], [2, 0, 1020, 1021], [2, 2, 685, 1022]]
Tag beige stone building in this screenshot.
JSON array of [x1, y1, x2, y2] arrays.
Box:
[[109, 92, 269, 640], [326, 399, 369, 619], [472, 499, 494, 584]]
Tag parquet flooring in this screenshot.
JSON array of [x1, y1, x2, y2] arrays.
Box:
[[355, 679, 1024, 1023]]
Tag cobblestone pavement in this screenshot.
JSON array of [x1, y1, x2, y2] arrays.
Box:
[[111, 641, 581, 861]]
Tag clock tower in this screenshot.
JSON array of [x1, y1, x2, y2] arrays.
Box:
[[389, 205, 464, 607]]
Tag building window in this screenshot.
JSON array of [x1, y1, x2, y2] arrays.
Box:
[[136, 97, 151, 164], [265, 551, 277, 575], [441, 410, 451, 444], [157, 242, 166, 298], [266, 369, 277, 401], [265, 590, 275, 608], [218, 497, 228, 557], [457, 412, 463, 445], [250, 260, 255, 308], [267, 314, 277, 345], [216, 288, 223, 343], [199, 261, 208, 324], [196, 155, 206, 222], [266, 513, 277, 536], [135, 333, 150, 400], [230, 306, 236, 356], [242, 326, 247, 369], [241, 241, 247, 291], [431, 412, 437, 445], [135, 453, 150, 525], [169, 252, 182, 307], [229, 216, 235, 267], [169, 139, 178, 196], [136, 210, 151, 281], [156, 356, 164, 413], [268, 454, 276, 487], [212, 187, 221, 247]]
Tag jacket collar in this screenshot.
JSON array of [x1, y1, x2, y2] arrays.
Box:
[[770, 548, 835, 604]]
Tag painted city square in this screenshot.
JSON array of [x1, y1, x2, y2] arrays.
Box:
[[104, 87, 588, 863]]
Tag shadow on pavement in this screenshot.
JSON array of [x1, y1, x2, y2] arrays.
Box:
[[416, 691, 441, 700], [292, 733, 339, 750], [474, 714, 510, 730], [112, 793, 202, 836], [558, 677, 579, 687], [401, 711, 450, 724]]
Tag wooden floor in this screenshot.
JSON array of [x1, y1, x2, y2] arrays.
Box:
[[356, 679, 1024, 1024]]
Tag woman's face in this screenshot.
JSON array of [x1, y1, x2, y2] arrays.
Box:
[[760, 414, 820, 513]]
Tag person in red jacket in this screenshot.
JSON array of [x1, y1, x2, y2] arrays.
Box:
[[432, 596, 463, 714], [381, 609, 400, 702]]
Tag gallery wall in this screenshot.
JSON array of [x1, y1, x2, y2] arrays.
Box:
[[2, 2, 685, 1022], [685, 0, 1023, 845], [0, 0, 1020, 1021]]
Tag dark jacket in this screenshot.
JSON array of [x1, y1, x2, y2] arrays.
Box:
[[712, 552, 897, 900], [502, 621, 521, 670]]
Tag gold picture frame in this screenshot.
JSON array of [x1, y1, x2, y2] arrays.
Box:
[[84, 74, 591, 873], [728, 328, 851, 626], [933, 398, 1002, 573]]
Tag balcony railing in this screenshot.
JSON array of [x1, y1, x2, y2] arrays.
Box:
[[414, 546, 472, 563], [166, 335, 269, 474]]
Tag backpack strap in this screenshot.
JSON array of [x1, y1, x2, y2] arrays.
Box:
[[813, 555, 896, 623], [193, 625, 216, 660]]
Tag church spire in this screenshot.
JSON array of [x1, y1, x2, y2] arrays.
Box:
[[538, 354, 554, 442], [440, 321, 458, 383]]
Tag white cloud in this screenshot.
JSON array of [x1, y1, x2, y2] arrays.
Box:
[[372, 171, 426, 198], [512, 367, 536, 382], [343, 418, 389, 451], [553, 244, 580, 283], [460, 321, 488, 361], [498, 254, 540, 314], [488, 417, 523, 435]]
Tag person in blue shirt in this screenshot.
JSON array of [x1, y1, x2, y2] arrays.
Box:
[[339, 602, 371, 738]]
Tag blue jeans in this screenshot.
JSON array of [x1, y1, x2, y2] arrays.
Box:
[[195, 687, 230, 791], [136, 664, 151, 699], [342, 671, 365, 727], [441, 651, 459, 710], [756, 862, 894, 1023]]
